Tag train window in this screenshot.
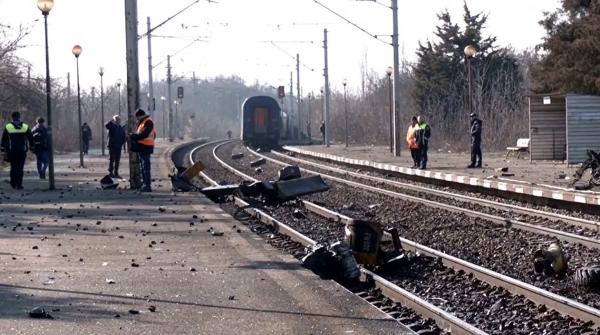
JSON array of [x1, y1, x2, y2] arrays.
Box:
[[254, 107, 268, 134]]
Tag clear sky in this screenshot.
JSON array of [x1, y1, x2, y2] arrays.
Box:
[[0, 0, 560, 94]]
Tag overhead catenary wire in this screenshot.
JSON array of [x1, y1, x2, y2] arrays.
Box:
[[138, 0, 216, 40], [267, 41, 315, 72], [312, 0, 391, 45], [153, 38, 204, 69]]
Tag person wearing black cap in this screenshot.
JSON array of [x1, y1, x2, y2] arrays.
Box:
[[130, 109, 155, 192], [1, 111, 35, 189], [468, 113, 482, 168]]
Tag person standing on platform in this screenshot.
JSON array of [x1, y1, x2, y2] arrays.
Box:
[[31, 117, 49, 179], [81, 122, 92, 155], [226, 130, 232, 139], [106, 115, 126, 179], [1, 112, 34, 189], [468, 113, 483, 168], [406, 116, 420, 168], [130, 109, 155, 192], [319, 122, 325, 142], [415, 115, 431, 170]]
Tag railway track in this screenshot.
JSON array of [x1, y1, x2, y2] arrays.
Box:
[[177, 139, 600, 334]]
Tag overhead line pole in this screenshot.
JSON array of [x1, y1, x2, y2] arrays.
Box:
[[147, 17, 155, 119], [392, 0, 401, 157], [125, 0, 142, 189], [296, 53, 301, 140], [323, 28, 330, 147], [167, 55, 174, 142]]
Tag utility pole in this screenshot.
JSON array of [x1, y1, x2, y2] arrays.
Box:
[[125, 0, 142, 189], [323, 28, 331, 147], [296, 53, 301, 140], [167, 55, 174, 142], [392, 0, 401, 157], [289, 72, 294, 138], [147, 16, 155, 119]]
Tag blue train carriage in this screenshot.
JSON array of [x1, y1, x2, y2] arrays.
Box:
[[241, 96, 282, 148]]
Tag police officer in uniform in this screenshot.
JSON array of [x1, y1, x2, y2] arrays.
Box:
[[1, 112, 35, 189], [130, 109, 155, 192]]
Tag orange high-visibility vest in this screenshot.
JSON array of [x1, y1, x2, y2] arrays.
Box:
[[406, 124, 418, 149], [136, 117, 155, 146]]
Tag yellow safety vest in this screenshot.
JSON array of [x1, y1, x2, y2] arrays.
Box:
[[5, 122, 29, 133]]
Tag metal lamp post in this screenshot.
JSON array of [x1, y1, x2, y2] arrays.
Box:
[[72, 44, 84, 168], [37, 0, 55, 190], [343, 78, 348, 148], [464, 45, 477, 116], [307, 92, 312, 140], [98, 67, 105, 156], [385, 66, 393, 153], [161, 96, 166, 139], [116, 79, 123, 118], [174, 100, 179, 138]]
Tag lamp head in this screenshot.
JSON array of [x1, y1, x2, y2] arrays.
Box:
[[37, 0, 54, 15], [385, 66, 393, 76], [464, 45, 477, 58], [116, 79, 123, 87], [342, 78, 348, 87], [98, 67, 104, 76], [72, 45, 82, 58]]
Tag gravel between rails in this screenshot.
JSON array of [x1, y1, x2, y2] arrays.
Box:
[[281, 149, 600, 222], [210, 141, 600, 335], [218, 141, 600, 312], [267, 152, 600, 240]]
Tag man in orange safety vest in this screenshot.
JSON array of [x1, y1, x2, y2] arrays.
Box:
[[406, 116, 420, 168], [130, 109, 155, 192]]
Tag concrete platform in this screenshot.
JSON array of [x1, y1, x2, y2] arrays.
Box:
[[0, 141, 409, 334], [286, 144, 600, 206]]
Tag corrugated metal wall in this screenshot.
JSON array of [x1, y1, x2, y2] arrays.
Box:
[[566, 94, 600, 164], [529, 95, 566, 160]]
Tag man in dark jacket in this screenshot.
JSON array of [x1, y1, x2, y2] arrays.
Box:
[[31, 117, 49, 179], [106, 115, 126, 179], [130, 109, 155, 192], [468, 113, 483, 168], [415, 115, 431, 170], [1, 112, 34, 189], [81, 123, 92, 155]]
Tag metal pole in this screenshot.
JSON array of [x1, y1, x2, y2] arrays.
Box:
[[162, 99, 166, 139], [388, 74, 393, 153], [167, 55, 174, 142], [147, 16, 155, 119], [344, 84, 348, 148], [99, 69, 105, 156], [42, 13, 55, 190], [289, 71, 294, 138], [296, 53, 301, 139], [75, 57, 84, 168], [468, 57, 473, 116], [323, 28, 330, 147], [308, 93, 312, 140], [125, 0, 142, 189], [391, 0, 401, 157]]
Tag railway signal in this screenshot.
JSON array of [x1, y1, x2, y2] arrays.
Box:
[[177, 86, 184, 99]]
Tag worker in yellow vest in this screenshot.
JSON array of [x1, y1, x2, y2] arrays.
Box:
[[130, 109, 155, 192], [406, 116, 420, 168], [1, 112, 35, 189]]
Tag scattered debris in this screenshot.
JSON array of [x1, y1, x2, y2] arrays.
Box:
[[573, 266, 600, 290], [278, 166, 301, 181], [495, 167, 509, 173], [302, 242, 359, 283], [211, 230, 224, 237], [42, 277, 56, 285], [250, 158, 266, 167], [148, 306, 156, 312], [254, 167, 263, 174], [231, 153, 244, 160], [100, 175, 118, 189], [106, 278, 116, 284], [128, 309, 140, 315], [158, 207, 166, 213], [533, 243, 568, 276], [29, 306, 53, 319], [291, 209, 306, 219]]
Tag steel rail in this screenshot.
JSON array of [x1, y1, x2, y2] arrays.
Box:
[[247, 147, 600, 250], [188, 140, 488, 335], [237, 145, 600, 328], [270, 150, 599, 231]]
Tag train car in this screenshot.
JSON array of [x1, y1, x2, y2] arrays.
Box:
[[241, 96, 281, 148]]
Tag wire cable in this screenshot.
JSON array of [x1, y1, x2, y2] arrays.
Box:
[[268, 42, 315, 72], [312, 0, 391, 45]]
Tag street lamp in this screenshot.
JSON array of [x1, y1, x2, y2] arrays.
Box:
[[464, 45, 477, 117], [72, 44, 84, 168], [342, 78, 348, 148], [174, 100, 179, 139], [116, 79, 123, 118], [38, 0, 55, 190], [161, 96, 166, 139], [98, 67, 105, 156], [385, 66, 393, 153]]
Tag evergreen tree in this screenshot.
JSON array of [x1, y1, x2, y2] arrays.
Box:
[[532, 0, 600, 94], [413, 2, 523, 147]]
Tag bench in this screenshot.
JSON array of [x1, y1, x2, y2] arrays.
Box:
[[506, 138, 530, 159]]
